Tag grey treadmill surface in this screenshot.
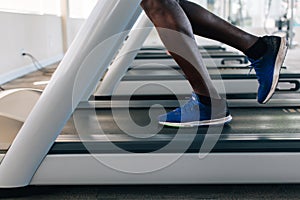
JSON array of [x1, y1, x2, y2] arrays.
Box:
[[141, 45, 226, 51], [48, 104, 300, 154], [131, 55, 249, 68], [123, 67, 300, 81], [135, 50, 243, 59]]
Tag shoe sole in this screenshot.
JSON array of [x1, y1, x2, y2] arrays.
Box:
[[159, 115, 233, 128], [262, 37, 288, 104]]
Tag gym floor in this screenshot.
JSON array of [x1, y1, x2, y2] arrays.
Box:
[[1, 47, 300, 199], [1, 184, 300, 199]]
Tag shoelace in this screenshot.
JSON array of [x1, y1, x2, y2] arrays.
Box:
[[177, 95, 228, 120], [248, 58, 262, 75], [174, 96, 198, 114]]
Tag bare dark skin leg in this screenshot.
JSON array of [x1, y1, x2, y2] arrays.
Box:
[[141, 0, 220, 99], [140, 0, 258, 100], [178, 0, 258, 53]]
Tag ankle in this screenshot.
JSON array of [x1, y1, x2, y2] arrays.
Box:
[[195, 93, 225, 106], [245, 37, 268, 60]]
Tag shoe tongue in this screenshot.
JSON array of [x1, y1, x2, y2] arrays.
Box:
[[191, 92, 199, 101]]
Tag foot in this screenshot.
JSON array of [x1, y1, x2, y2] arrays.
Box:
[[249, 36, 288, 104], [158, 93, 232, 128]]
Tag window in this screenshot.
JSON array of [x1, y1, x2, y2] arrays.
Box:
[[69, 0, 98, 19], [0, 0, 60, 15]]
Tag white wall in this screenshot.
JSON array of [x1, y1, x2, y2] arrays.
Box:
[[66, 17, 84, 47], [0, 12, 64, 84], [65, 2, 300, 56]]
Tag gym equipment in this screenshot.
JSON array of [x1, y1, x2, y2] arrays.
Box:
[[1, 0, 300, 188]]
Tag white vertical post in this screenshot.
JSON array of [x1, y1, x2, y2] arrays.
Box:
[[97, 12, 153, 96], [60, 0, 69, 53], [0, 0, 142, 188], [82, 7, 143, 100], [289, 0, 295, 48]]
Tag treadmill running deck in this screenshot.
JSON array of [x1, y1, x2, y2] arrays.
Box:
[[50, 104, 300, 154]]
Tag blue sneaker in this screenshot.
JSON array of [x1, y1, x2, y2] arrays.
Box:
[[158, 93, 232, 127], [249, 36, 288, 104]]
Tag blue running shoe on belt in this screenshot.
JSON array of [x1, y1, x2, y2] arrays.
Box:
[[249, 36, 288, 104], [158, 93, 232, 127]]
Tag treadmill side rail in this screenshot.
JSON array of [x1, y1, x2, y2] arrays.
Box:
[[0, 155, 4, 164], [0, 0, 142, 188], [31, 153, 300, 185]]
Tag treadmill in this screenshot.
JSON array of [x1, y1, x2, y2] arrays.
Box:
[[136, 47, 244, 60], [133, 49, 249, 68], [2, 92, 300, 185], [1, 0, 300, 188], [95, 65, 300, 107], [131, 55, 249, 69], [2, 98, 300, 185], [140, 44, 227, 51]]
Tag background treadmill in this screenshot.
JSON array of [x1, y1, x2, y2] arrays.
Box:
[[95, 65, 300, 105], [134, 47, 249, 68]]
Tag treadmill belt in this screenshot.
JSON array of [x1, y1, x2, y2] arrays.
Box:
[[80, 107, 300, 134], [50, 106, 300, 154], [141, 45, 226, 51], [123, 68, 300, 81], [135, 51, 240, 59]]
